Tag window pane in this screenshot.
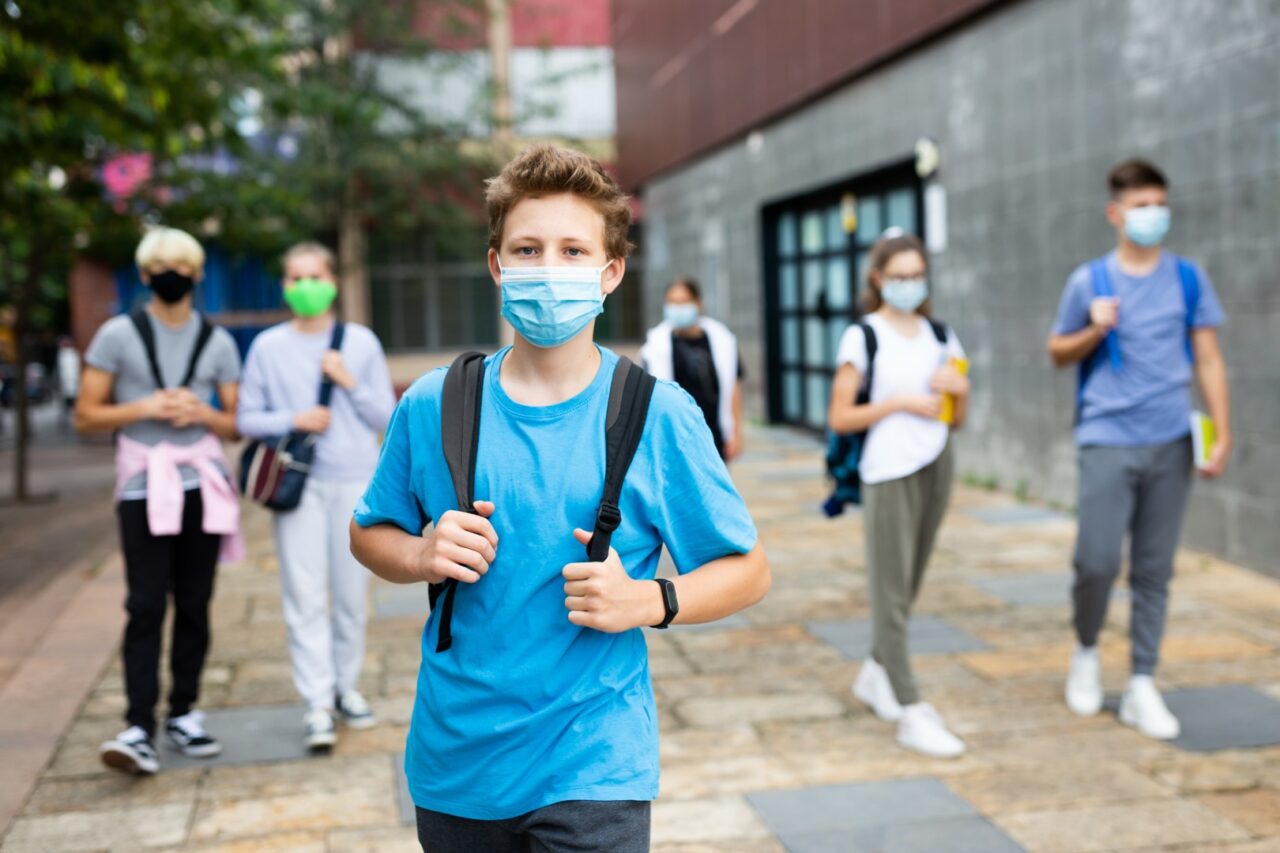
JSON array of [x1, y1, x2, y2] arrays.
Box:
[[783, 370, 802, 420], [855, 251, 871, 308], [887, 188, 917, 235], [779, 262, 798, 310], [803, 259, 824, 309], [781, 317, 800, 363], [826, 255, 850, 311], [829, 319, 848, 364], [805, 373, 830, 431], [801, 211, 824, 254], [857, 196, 881, 245], [826, 205, 845, 249], [805, 316, 826, 368], [778, 212, 796, 258]]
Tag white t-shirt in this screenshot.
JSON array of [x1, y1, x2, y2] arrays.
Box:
[[835, 314, 966, 485]]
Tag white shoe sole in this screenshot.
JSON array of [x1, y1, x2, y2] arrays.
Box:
[[100, 743, 159, 775], [170, 739, 223, 759], [340, 714, 377, 730], [306, 731, 337, 750], [897, 734, 965, 759], [1065, 689, 1103, 717], [1118, 702, 1180, 740]]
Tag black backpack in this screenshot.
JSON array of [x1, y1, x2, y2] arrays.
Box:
[[429, 351, 657, 653], [129, 305, 214, 392], [822, 318, 949, 518]]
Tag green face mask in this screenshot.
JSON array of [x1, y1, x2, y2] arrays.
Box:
[[284, 278, 338, 318]]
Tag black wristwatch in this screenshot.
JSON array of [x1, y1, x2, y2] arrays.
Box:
[[651, 578, 679, 629]]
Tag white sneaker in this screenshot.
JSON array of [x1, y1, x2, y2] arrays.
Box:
[[1065, 646, 1103, 717], [165, 710, 222, 758], [897, 703, 966, 758], [852, 658, 903, 722], [100, 726, 160, 775], [304, 708, 337, 751], [336, 690, 376, 730], [1119, 676, 1181, 740]]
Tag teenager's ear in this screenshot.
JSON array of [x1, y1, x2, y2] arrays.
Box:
[[601, 258, 626, 297], [1105, 199, 1123, 229], [487, 248, 502, 288]]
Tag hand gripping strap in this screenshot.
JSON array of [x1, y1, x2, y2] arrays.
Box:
[[433, 350, 487, 653], [587, 357, 656, 563], [317, 322, 346, 407]]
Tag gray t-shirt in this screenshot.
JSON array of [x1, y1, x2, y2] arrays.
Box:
[[85, 311, 241, 498]]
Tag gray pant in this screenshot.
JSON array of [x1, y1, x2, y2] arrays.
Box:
[[416, 800, 650, 852], [863, 441, 954, 706], [1073, 438, 1193, 675], [274, 477, 371, 710]]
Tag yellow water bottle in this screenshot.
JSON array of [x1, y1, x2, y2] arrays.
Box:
[[939, 357, 969, 426]]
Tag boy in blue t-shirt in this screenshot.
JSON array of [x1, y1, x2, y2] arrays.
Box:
[[350, 144, 769, 851], [1047, 159, 1231, 742]]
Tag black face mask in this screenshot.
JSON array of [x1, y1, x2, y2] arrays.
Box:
[[149, 269, 195, 304]]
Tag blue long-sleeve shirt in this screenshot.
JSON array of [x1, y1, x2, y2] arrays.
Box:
[[237, 320, 396, 483]]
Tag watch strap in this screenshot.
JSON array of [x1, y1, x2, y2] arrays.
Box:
[[652, 578, 678, 629]]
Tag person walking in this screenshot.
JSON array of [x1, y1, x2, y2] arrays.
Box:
[[76, 227, 242, 774], [1048, 159, 1230, 740], [640, 278, 744, 460], [827, 232, 970, 758], [237, 242, 397, 750]]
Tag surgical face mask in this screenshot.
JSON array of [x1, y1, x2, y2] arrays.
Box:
[[284, 278, 338, 318], [664, 302, 699, 330], [1124, 205, 1171, 247], [149, 269, 195, 304], [880, 277, 929, 313], [499, 263, 608, 348]]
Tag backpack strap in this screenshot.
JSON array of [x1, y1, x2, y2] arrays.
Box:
[[854, 322, 878, 405], [586, 357, 656, 563], [1077, 258, 1121, 421], [1175, 256, 1200, 363], [130, 306, 215, 390], [926, 318, 948, 345], [317, 322, 346, 407], [432, 350, 487, 653]]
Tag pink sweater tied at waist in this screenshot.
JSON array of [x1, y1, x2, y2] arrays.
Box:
[[115, 433, 245, 563]]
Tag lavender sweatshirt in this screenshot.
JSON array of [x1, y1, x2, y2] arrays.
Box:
[[237, 320, 396, 483]]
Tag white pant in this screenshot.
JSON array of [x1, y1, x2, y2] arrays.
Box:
[[274, 478, 370, 711]]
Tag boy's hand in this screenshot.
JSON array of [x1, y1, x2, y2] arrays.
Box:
[[140, 389, 184, 422], [414, 501, 498, 584], [167, 388, 210, 428], [1199, 438, 1232, 479], [1090, 297, 1119, 330], [563, 528, 663, 633]]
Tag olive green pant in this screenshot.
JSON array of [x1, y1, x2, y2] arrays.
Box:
[[863, 441, 954, 706]]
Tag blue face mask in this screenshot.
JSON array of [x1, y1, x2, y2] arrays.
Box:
[[1124, 205, 1171, 247], [499, 263, 608, 348], [663, 302, 699, 330], [881, 278, 929, 313]]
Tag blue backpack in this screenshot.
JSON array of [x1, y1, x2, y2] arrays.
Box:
[[1076, 255, 1201, 419], [823, 319, 949, 518]]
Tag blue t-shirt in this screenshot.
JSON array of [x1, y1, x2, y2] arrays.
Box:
[[354, 346, 757, 820], [1052, 251, 1224, 447]]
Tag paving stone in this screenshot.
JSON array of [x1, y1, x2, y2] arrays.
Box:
[[651, 796, 773, 845], [808, 615, 988, 661], [325, 825, 422, 853], [996, 799, 1251, 852], [393, 752, 414, 826], [153, 831, 328, 852], [746, 778, 1023, 851], [660, 752, 802, 799], [2, 801, 193, 851], [200, 754, 393, 799], [23, 767, 203, 815], [1198, 789, 1280, 837], [372, 585, 434, 620], [189, 786, 397, 842], [971, 572, 1075, 607], [947, 761, 1172, 815], [1164, 686, 1280, 752], [160, 704, 312, 770], [675, 692, 846, 727], [963, 505, 1070, 525]]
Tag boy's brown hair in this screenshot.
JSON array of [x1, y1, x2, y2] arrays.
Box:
[[1108, 158, 1167, 197], [485, 144, 634, 259]]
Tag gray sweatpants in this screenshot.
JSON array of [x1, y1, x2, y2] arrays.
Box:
[[863, 441, 954, 706], [274, 477, 371, 710], [1073, 438, 1193, 675]]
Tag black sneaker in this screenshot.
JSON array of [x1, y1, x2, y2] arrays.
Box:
[[100, 726, 160, 775], [165, 710, 222, 758]]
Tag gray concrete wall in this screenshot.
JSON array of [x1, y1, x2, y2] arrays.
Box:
[[638, 0, 1280, 575]]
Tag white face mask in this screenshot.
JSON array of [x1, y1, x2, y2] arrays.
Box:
[[663, 302, 699, 329], [881, 278, 928, 313]]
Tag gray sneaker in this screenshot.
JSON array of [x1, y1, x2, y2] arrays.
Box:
[[336, 690, 376, 730], [304, 708, 337, 751]]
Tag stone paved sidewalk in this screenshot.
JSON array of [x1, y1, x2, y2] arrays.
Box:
[[3, 426, 1279, 852]]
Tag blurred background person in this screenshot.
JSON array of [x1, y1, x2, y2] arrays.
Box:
[[641, 278, 744, 460], [57, 335, 80, 427], [827, 233, 970, 759], [75, 227, 242, 774], [237, 242, 396, 751]]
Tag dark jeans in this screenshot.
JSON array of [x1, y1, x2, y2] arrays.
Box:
[[416, 800, 651, 853], [118, 492, 220, 736]]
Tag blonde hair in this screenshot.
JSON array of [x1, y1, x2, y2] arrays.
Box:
[[485, 143, 633, 260], [135, 227, 206, 273], [282, 241, 337, 275]]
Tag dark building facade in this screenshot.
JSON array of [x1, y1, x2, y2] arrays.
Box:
[[614, 0, 1280, 574]]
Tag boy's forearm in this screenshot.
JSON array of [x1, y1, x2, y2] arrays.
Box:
[[349, 520, 424, 585], [1197, 354, 1231, 442], [1047, 325, 1106, 367], [75, 399, 147, 434], [667, 542, 769, 626]]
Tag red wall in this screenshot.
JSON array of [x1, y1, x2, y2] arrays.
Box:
[[613, 0, 1007, 189], [401, 0, 612, 51]]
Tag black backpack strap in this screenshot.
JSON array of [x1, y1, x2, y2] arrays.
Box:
[[179, 314, 215, 388], [927, 318, 949, 345], [129, 307, 166, 390], [855, 321, 878, 405], [432, 350, 487, 653], [586, 357, 656, 563], [317, 322, 346, 407]]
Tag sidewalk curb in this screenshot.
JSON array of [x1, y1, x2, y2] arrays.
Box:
[[0, 553, 125, 837]]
